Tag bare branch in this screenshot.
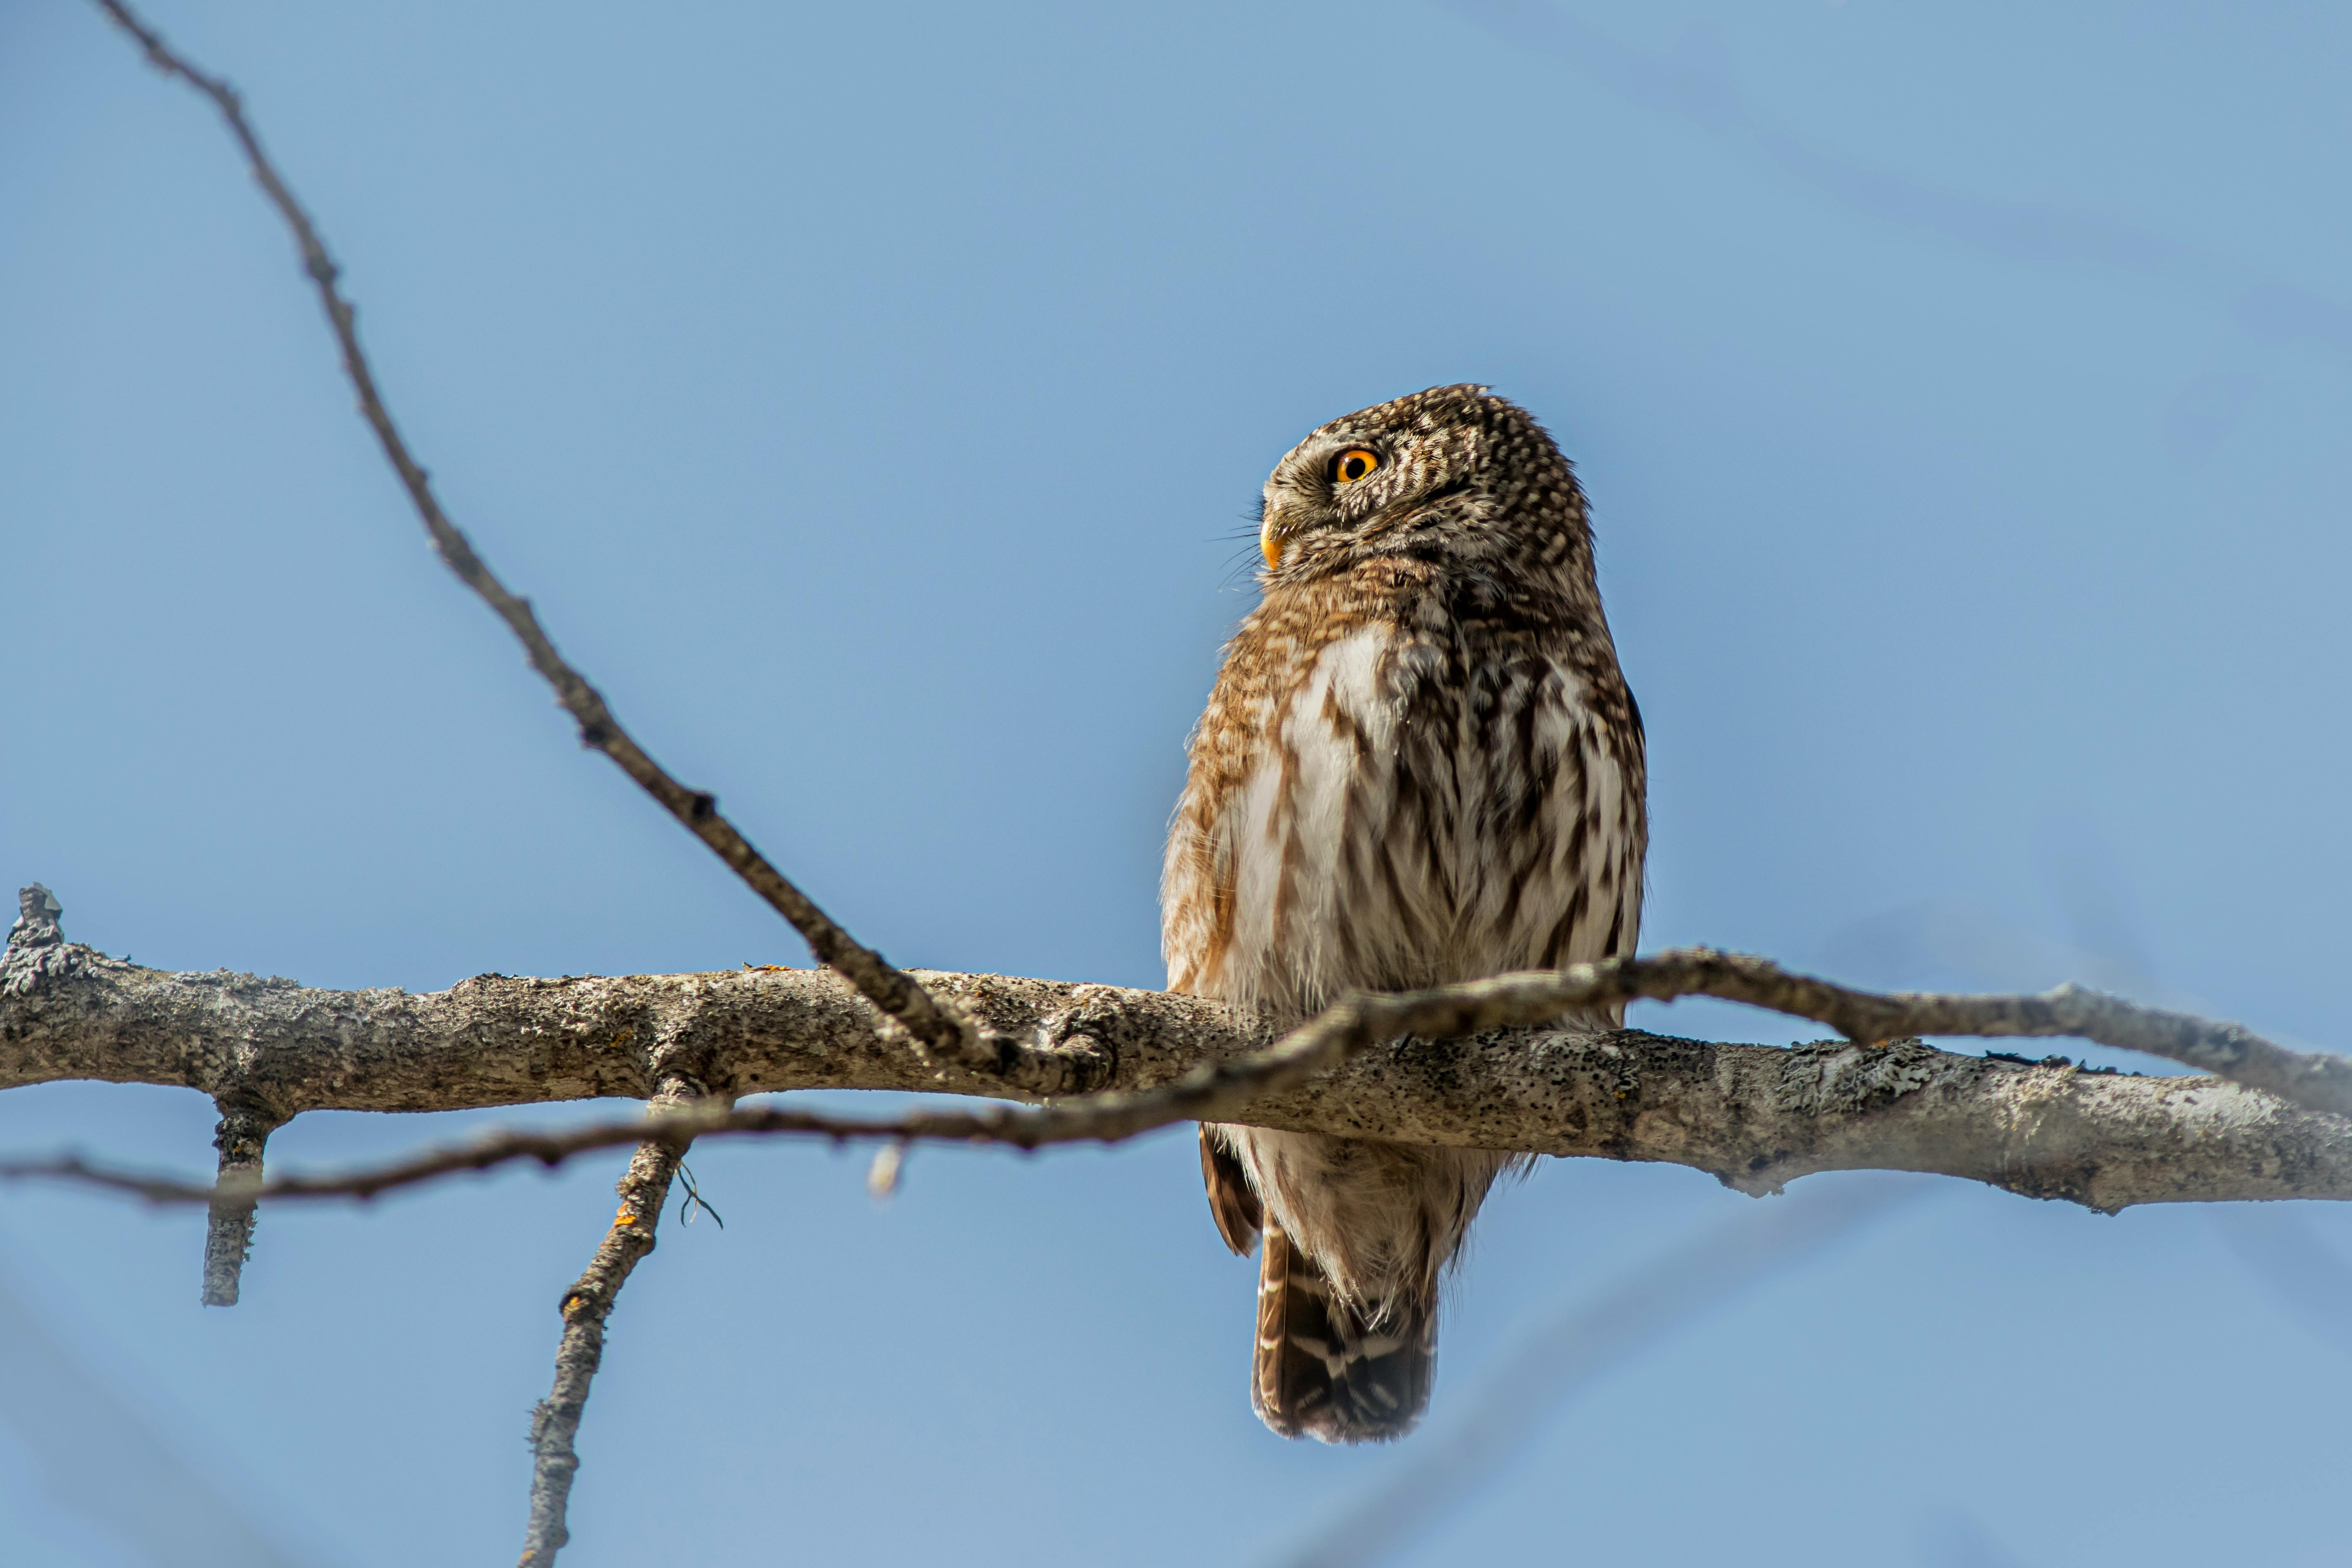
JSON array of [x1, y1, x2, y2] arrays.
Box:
[[79, 0, 1028, 1082], [519, 1077, 708, 1568], [1632, 948, 2352, 1120], [8, 929, 2351, 1213], [0, 972, 1574, 1202], [201, 1104, 278, 1306]]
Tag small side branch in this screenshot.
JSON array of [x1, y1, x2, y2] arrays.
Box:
[[0, 884, 80, 1000], [201, 1105, 279, 1306], [519, 1078, 704, 1568], [1618, 948, 2352, 1121]]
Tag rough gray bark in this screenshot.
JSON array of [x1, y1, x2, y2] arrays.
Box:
[[518, 1077, 707, 1568], [8, 933, 2350, 1215], [201, 1106, 276, 1306]]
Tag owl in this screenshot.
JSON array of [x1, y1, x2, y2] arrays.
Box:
[[1162, 385, 1647, 1443]]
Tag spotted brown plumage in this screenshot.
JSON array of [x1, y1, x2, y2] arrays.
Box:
[[1163, 385, 1647, 1443]]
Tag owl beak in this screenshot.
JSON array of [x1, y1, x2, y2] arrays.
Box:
[[1259, 492, 1310, 572]]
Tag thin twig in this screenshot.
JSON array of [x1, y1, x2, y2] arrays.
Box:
[[81, 0, 1029, 1082], [10, 948, 2350, 1208], [519, 1078, 705, 1568], [1623, 947, 2352, 1116]]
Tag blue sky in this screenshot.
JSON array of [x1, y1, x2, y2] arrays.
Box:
[[3, 2, 2350, 1564]]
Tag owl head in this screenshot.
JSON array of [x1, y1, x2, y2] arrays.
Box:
[[1256, 384, 1593, 590]]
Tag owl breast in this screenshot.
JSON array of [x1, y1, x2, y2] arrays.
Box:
[[1165, 608, 1644, 1027], [1166, 384, 1646, 1441]]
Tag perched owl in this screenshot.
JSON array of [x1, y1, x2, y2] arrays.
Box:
[[1162, 385, 1647, 1443]]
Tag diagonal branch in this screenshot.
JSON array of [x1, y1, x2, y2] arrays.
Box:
[[519, 1077, 708, 1568], [81, 0, 1045, 1087]]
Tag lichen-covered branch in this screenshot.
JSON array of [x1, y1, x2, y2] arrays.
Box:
[[518, 1077, 707, 1568], [7, 924, 2351, 1214], [200, 1105, 277, 1306]]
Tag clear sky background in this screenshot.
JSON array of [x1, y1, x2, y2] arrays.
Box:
[[4, 2, 2350, 1564]]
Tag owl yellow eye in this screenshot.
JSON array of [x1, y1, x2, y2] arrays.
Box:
[[1333, 448, 1380, 484]]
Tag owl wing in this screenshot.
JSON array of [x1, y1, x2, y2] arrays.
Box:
[[1473, 655, 1647, 981], [1169, 627, 1644, 1012], [1198, 1126, 1261, 1256], [1162, 623, 1410, 1019]]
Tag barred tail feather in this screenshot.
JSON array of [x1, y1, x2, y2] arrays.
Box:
[[1253, 1224, 1435, 1444]]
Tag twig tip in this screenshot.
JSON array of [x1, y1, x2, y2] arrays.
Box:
[[867, 1142, 906, 1201]]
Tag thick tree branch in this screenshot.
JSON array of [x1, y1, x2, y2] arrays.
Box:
[[8, 920, 2351, 1214]]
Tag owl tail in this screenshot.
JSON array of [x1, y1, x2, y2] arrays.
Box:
[[1253, 1223, 1436, 1444]]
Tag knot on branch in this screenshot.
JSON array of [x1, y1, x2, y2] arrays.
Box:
[[2, 884, 87, 998], [10, 885, 62, 945], [1028, 987, 1125, 1095], [913, 979, 1132, 1098], [639, 1030, 716, 1100], [1772, 1037, 1942, 1117]]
